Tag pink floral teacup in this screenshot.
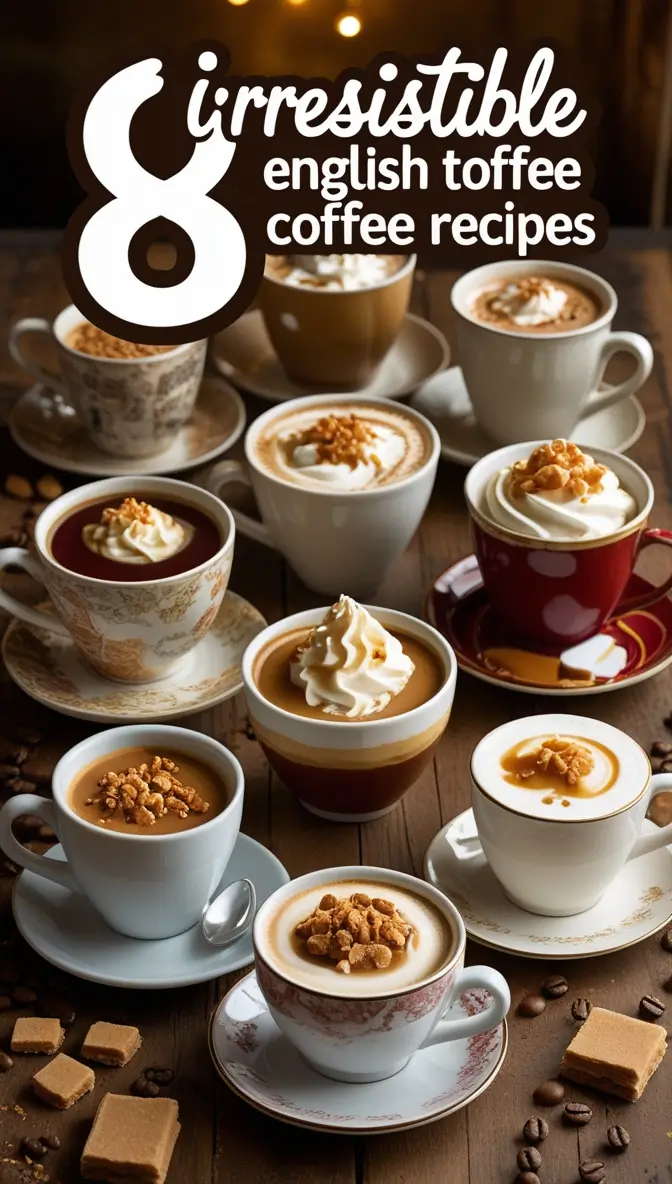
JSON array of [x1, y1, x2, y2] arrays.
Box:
[[253, 865, 510, 1083]]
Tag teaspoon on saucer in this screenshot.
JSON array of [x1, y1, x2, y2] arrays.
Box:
[[202, 879, 257, 948]]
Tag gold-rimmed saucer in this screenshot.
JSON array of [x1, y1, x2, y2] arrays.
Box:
[[425, 809, 672, 960], [2, 592, 266, 722]]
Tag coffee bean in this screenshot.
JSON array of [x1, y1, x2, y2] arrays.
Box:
[[579, 1160, 606, 1183], [532, 1080, 565, 1106], [6, 778, 37, 795], [541, 974, 568, 998], [0, 527, 30, 548], [12, 726, 41, 747], [663, 974, 672, 993], [145, 1066, 173, 1085], [37, 993, 76, 1027], [12, 985, 37, 1004], [522, 1116, 548, 1144], [606, 1124, 630, 1152], [517, 1147, 542, 1172], [0, 764, 21, 782], [0, 1050, 14, 1071], [572, 997, 592, 1021], [516, 1175, 540, 1184], [0, 995, 11, 1011], [661, 927, 672, 952], [7, 746, 29, 767], [665, 712, 672, 730], [517, 994, 546, 1018], [564, 1101, 593, 1126], [22, 1137, 47, 1160], [639, 994, 665, 1020], [652, 739, 672, 757], [661, 759, 672, 773], [132, 1075, 160, 1098]]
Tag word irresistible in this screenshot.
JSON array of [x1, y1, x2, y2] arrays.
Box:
[[64, 41, 607, 343]]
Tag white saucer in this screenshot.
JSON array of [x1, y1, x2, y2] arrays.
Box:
[[411, 366, 646, 466], [210, 309, 449, 402], [9, 376, 246, 476], [425, 809, 672, 960], [12, 836, 288, 989], [209, 970, 507, 1134], [2, 591, 266, 722]]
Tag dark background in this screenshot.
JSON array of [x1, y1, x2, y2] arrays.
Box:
[[1, 0, 671, 228]]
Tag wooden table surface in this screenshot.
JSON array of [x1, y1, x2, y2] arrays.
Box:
[[1, 231, 672, 1184]]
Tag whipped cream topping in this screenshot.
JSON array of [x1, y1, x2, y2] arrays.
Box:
[[285, 414, 407, 491], [283, 254, 392, 291], [484, 441, 637, 541], [82, 497, 193, 565], [488, 277, 568, 326], [290, 595, 415, 718]]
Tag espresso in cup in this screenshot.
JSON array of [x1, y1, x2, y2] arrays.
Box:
[[243, 596, 456, 821], [471, 713, 672, 917], [470, 274, 602, 335]]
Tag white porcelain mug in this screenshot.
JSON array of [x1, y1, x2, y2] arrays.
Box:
[[451, 260, 654, 445], [471, 713, 672, 917], [206, 395, 440, 598], [0, 725, 244, 940], [253, 865, 510, 1083]]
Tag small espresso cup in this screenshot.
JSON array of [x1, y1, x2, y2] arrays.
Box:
[[253, 865, 510, 1083], [451, 260, 654, 445], [465, 442, 672, 648], [9, 304, 207, 458], [207, 395, 439, 598], [471, 713, 672, 917], [0, 724, 244, 939], [0, 476, 235, 683], [258, 255, 416, 386]]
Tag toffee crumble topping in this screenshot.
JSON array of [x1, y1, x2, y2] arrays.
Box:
[[515, 737, 595, 787], [86, 755, 210, 827], [99, 497, 155, 527], [290, 414, 382, 470], [294, 891, 414, 974], [509, 440, 607, 500]]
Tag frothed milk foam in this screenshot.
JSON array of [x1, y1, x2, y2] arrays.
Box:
[[260, 879, 455, 996]]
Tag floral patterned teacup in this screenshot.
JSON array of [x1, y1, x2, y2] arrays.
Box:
[[9, 304, 206, 458], [0, 476, 235, 684], [253, 865, 510, 1083]]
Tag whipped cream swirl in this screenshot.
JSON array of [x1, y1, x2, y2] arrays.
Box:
[[82, 497, 192, 564], [283, 254, 392, 291], [489, 277, 568, 327], [290, 595, 415, 718], [287, 424, 406, 490]]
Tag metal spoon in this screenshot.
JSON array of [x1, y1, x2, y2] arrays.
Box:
[[202, 878, 256, 947]]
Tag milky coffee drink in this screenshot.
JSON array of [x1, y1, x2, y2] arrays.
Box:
[[253, 404, 433, 492], [265, 254, 407, 291], [470, 275, 602, 335]]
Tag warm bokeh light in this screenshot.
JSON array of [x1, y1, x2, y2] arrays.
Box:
[[285, 0, 310, 6], [226, 0, 251, 6], [335, 12, 362, 36]]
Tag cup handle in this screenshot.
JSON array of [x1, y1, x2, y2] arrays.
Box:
[[0, 548, 70, 637], [616, 528, 672, 613], [9, 317, 68, 396], [419, 965, 510, 1048], [628, 773, 672, 861], [0, 795, 79, 891], [206, 461, 277, 549], [578, 331, 654, 421]]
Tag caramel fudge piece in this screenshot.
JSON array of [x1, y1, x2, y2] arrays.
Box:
[[560, 1006, 667, 1100], [32, 1053, 95, 1109], [81, 1094, 180, 1184], [11, 1017, 64, 1054], [81, 1021, 142, 1067]]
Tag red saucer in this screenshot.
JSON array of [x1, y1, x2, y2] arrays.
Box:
[[427, 555, 672, 695]]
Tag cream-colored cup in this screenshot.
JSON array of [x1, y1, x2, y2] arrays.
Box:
[[258, 255, 416, 386], [451, 260, 654, 445], [0, 476, 234, 683], [9, 304, 207, 458]]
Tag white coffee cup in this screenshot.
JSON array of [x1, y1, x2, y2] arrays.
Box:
[[9, 304, 207, 458], [0, 724, 244, 940], [471, 713, 672, 917], [206, 395, 440, 597], [253, 864, 510, 1083], [451, 260, 654, 445]]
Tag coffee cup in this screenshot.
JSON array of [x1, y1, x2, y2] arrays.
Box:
[[258, 254, 416, 386], [207, 395, 439, 598], [451, 261, 654, 446], [471, 713, 672, 917], [9, 304, 207, 458], [0, 724, 244, 939], [253, 864, 510, 1083], [0, 475, 235, 683], [464, 441, 672, 648], [242, 603, 456, 822]]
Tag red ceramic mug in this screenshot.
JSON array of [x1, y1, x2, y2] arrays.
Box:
[[464, 442, 672, 648]]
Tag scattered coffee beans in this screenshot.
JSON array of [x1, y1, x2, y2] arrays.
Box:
[[0, 764, 21, 782], [517, 1147, 542, 1172], [541, 974, 568, 999], [651, 740, 672, 757], [564, 1101, 592, 1126], [571, 997, 592, 1021], [7, 746, 29, 767], [517, 994, 546, 1018], [663, 975, 672, 993], [639, 994, 665, 1020], [12, 726, 41, 747], [132, 1074, 160, 1098], [21, 1138, 47, 1160], [12, 985, 37, 1004], [532, 1080, 565, 1106], [661, 928, 672, 953], [606, 1124, 630, 1153], [516, 1176, 540, 1184], [37, 994, 76, 1027], [579, 1161, 606, 1183], [0, 1051, 14, 1071], [145, 1066, 173, 1086], [522, 1117, 548, 1144]]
